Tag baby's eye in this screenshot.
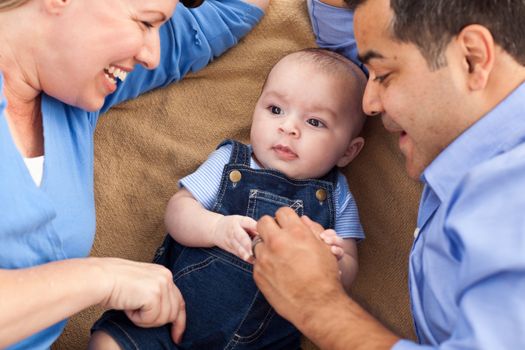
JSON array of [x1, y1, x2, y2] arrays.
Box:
[[306, 118, 325, 128], [270, 105, 283, 115]]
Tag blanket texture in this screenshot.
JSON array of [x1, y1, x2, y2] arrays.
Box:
[[53, 1, 419, 348]]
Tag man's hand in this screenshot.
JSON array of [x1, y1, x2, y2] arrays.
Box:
[[96, 258, 186, 344], [252, 207, 343, 326], [213, 215, 257, 262]]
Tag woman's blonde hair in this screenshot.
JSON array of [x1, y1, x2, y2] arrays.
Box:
[[0, 0, 30, 11]]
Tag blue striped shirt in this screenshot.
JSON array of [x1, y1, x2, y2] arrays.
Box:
[[180, 143, 365, 240]]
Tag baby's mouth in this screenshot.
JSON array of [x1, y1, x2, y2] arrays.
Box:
[[103, 65, 129, 85], [273, 144, 298, 159]]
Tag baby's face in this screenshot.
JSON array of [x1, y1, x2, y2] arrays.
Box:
[[250, 58, 360, 179]]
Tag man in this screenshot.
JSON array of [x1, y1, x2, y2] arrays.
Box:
[[252, 0, 525, 348]]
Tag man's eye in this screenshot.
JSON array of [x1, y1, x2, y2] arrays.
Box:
[[306, 118, 325, 128], [270, 106, 282, 115], [373, 73, 390, 84]]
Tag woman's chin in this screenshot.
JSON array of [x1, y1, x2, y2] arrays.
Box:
[[75, 96, 106, 112]]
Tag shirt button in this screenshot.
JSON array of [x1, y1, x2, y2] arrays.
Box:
[[229, 170, 242, 183], [316, 189, 327, 201]]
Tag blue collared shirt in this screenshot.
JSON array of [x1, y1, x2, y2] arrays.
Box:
[[394, 83, 525, 349], [0, 2, 262, 349], [308, 1, 525, 348]]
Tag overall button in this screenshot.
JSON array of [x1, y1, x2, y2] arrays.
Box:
[[229, 170, 242, 183], [315, 189, 327, 201]]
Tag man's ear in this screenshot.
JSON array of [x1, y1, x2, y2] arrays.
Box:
[[337, 136, 365, 168], [43, 0, 71, 15], [457, 24, 495, 91]]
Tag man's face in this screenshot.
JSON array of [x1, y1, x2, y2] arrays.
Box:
[[354, 0, 469, 179]]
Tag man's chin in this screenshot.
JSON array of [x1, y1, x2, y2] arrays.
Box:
[[404, 159, 425, 180]]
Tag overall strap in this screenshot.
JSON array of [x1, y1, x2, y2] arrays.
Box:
[[319, 166, 340, 186], [216, 139, 251, 166]]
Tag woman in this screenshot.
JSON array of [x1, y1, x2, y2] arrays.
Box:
[[0, 0, 268, 348]]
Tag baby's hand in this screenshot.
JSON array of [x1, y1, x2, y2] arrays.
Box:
[[320, 229, 345, 260], [213, 215, 257, 262]]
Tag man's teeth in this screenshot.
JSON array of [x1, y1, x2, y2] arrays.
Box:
[[104, 65, 128, 84]]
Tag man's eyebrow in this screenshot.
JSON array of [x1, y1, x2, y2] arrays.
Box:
[[358, 50, 385, 65]]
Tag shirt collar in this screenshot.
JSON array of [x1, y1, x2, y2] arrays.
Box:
[[422, 81, 525, 201]]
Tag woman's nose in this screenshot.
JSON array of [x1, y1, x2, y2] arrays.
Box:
[[135, 31, 161, 70]]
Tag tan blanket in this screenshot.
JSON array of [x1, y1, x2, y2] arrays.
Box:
[[54, 1, 419, 348]]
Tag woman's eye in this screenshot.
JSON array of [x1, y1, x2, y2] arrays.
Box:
[[270, 106, 282, 115], [306, 118, 325, 128], [141, 21, 154, 29]]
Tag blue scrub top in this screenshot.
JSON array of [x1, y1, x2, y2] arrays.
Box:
[[0, 1, 262, 349]]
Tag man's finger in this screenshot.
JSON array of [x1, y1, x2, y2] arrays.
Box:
[[300, 215, 325, 237], [251, 235, 264, 260], [274, 207, 304, 229], [257, 214, 281, 241]]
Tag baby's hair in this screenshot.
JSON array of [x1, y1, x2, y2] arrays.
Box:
[[293, 48, 365, 83], [288, 48, 367, 137]]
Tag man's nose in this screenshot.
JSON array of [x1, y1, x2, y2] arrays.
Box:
[[362, 79, 384, 116]]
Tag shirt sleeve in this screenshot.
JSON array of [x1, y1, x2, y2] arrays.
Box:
[[98, 0, 263, 116], [334, 173, 365, 240], [307, 0, 364, 71], [179, 144, 233, 209]]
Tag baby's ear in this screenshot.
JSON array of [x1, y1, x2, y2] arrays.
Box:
[[44, 0, 72, 15], [337, 137, 364, 168]]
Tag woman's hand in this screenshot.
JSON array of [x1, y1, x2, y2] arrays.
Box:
[[95, 257, 186, 343]]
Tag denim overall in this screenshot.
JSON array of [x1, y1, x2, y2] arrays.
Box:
[[92, 140, 338, 350]]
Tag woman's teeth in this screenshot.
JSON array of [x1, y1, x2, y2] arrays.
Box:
[[104, 65, 128, 85]]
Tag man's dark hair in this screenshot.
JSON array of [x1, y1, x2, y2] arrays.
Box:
[[346, 0, 525, 70]]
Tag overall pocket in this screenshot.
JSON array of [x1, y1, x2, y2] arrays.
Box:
[[246, 189, 304, 220]]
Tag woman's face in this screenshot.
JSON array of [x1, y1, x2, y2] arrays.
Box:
[[39, 0, 177, 111]]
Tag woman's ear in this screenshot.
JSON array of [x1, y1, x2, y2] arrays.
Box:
[[337, 136, 365, 168], [457, 24, 495, 91]]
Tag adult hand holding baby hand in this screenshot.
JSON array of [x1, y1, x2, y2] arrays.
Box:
[[252, 208, 342, 327]]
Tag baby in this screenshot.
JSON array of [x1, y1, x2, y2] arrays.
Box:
[[91, 48, 367, 350]]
